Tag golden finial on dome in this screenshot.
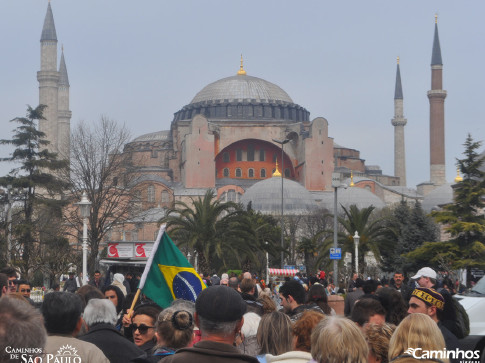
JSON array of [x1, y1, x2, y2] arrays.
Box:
[[435, 14, 438, 24], [273, 160, 282, 177], [237, 54, 247, 76], [397, 56, 400, 65], [454, 168, 463, 183], [350, 170, 355, 187]]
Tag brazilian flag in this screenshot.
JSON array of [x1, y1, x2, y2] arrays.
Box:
[[139, 225, 206, 308]]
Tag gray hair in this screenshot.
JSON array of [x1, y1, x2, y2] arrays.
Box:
[[83, 298, 117, 326], [0, 296, 47, 362], [170, 299, 195, 315], [241, 312, 261, 338], [197, 315, 239, 336]]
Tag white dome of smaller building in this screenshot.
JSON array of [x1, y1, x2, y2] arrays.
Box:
[[240, 176, 318, 215]]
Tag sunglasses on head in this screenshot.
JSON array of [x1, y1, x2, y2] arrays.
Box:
[[130, 323, 155, 334]]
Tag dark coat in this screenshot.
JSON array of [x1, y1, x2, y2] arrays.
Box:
[[162, 340, 259, 363], [88, 277, 105, 289], [344, 288, 364, 316], [79, 323, 144, 363]]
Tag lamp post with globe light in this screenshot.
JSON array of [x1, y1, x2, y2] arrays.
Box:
[[353, 231, 360, 276], [76, 192, 91, 285]]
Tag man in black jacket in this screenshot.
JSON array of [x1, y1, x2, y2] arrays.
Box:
[[164, 285, 258, 363], [79, 298, 143, 363]]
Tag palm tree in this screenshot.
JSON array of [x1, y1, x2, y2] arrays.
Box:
[[338, 205, 387, 275], [161, 189, 249, 274], [234, 208, 280, 274]]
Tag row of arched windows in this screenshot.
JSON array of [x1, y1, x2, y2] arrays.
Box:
[[222, 167, 290, 179]]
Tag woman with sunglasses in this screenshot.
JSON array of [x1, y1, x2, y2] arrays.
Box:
[[131, 304, 162, 354]]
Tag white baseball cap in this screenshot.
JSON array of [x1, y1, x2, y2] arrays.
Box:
[[411, 267, 437, 280]]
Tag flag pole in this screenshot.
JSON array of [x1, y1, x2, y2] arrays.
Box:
[[127, 224, 166, 317], [128, 288, 142, 317]]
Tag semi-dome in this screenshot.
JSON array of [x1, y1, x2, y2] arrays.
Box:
[[241, 176, 318, 215], [132, 130, 171, 142], [318, 187, 386, 212], [422, 183, 453, 212], [191, 75, 293, 104]]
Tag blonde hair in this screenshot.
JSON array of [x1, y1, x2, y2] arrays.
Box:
[[257, 311, 292, 356], [365, 323, 396, 363], [388, 313, 449, 363], [311, 316, 368, 363]]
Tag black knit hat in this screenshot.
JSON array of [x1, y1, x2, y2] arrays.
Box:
[[195, 285, 247, 322]]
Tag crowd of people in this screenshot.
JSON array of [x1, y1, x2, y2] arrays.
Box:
[[0, 265, 471, 363]]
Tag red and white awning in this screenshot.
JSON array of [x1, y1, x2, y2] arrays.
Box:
[[268, 268, 298, 276]]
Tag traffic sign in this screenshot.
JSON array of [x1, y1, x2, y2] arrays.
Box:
[[330, 248, 342, 260]]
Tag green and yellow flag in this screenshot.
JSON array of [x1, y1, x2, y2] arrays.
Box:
[[139, 225, 206, 308]]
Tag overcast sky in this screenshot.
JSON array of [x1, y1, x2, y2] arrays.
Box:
[[1, 1, 484, 189]]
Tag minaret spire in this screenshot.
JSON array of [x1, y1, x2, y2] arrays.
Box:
[[391, 57, 407, 186], [38, 2, 60, 155], [428, 15, 447, 185]]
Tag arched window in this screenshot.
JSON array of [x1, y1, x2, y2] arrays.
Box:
[[147, 185, 155, 202], [227, 189, 236, 202], [260, 168, 266, 178], [247, 145, 254, 161], [223, 168, 229, 177], [235, 168, 242, 178], [248, 168, 254, 178], [161, 190, 169, 203]]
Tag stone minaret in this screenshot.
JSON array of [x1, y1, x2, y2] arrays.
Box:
[[391, 57, 407, 186], [57, 48, 71, 160], [37, 3, 71, 160], [428, 15, 447, 185]]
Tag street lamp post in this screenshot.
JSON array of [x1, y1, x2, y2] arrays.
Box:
[[353, 231, 360, 276], [6, 185, 13, 264], [331, 173, 347, 291], [76, 192, 91, 286], [265, 241, 269, 284], [272, 138, 290, 268]]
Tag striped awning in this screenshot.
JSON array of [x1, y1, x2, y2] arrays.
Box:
[[268, 268, 298, 276]]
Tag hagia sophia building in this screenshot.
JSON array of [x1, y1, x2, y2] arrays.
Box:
[[37, 4, 456, 244]]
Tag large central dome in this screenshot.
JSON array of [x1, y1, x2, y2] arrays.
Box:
[[191, 75, 293, 104], [172, 67, 310, 123]]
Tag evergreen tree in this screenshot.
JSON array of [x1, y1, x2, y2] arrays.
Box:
[[0, 105, 68, 276], [406, 134, 485, 273], [381, 201, 438, 273]]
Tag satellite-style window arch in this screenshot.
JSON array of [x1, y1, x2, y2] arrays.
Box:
[[147, 185, 155, 202], [161, 190, 169, 203]]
